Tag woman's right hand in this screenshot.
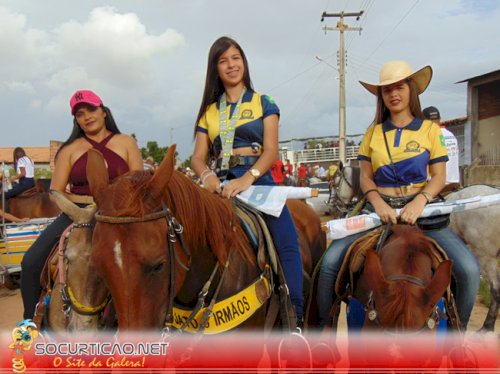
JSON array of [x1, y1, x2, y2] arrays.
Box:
[[373, 200, 398, 224], [203, 174, 222, 194]]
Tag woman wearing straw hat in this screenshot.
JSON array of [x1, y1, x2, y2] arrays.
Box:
[[317, 60, 480, 329]]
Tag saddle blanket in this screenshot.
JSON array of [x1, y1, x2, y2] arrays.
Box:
[[325, 193, 500, 240]]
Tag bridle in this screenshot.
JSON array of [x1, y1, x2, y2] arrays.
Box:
[[365, 274, 441, 335], [94, 204, 192, 334], [58, 222, 110, 318]]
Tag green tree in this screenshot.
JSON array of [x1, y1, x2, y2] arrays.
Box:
[[181, 156, 192, 169], [140, 141, 178, 164]]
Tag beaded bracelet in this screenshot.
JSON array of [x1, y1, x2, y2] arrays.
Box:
[[201, 171, 216, 185], [200, 168, 212, 179]]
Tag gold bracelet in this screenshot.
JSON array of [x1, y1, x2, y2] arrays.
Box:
[[419, 191, 433, 204]]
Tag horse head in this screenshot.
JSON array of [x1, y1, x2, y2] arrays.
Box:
[[87, 145, 190, 330], [361, 225, 452, 332], [48, 190, 106, 332], [329, 163, 360, 216]]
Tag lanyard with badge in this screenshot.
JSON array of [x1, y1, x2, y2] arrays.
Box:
[[217, 89, 245, 180]]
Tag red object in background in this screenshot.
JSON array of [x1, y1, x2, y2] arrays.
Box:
[[271, 160, 285, 185]]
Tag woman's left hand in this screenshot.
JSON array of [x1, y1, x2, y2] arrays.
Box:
[[221, 174, 255, 198], [399, 195, 427, 224]]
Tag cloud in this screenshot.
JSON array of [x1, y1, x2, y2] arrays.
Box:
[[0, 7, 52, 80], [55, 6, 185, 86], [4, 81, 35, 94]]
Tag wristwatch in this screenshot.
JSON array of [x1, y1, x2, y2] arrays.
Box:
[[249, 168, 261, 180]]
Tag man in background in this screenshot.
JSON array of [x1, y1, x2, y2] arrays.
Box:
[[423, 106, 460, 191]]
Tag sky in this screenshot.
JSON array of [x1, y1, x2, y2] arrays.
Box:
[[1, 0, 499, 160]]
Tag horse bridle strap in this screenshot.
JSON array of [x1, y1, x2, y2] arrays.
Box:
[[57, 222, 108, 316], [94, 204, 192, 336], [366, 273, 440, 334], [386, 274, 427, 288], [95, 208, 169, 223]]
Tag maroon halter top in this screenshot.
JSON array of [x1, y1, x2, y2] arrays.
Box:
[[69, 133, 129, 195]]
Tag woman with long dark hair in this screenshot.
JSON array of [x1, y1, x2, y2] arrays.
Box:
[[318, 61, 480, 330], [21, 89, 143, 320], [191, 36, 304, 329]]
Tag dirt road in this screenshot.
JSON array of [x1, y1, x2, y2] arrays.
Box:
[[0, 286, 498, 333]]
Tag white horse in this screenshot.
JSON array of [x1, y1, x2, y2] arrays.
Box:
[[327, 163, 361, 217], [329, 164, 499, 331], [446, 185, 500, 332]]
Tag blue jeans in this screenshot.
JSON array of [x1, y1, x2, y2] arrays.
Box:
[[317, 226, 480, 329], [227, 166, 303, 319], [426, 227, 480, 328], [317, 231, 367, 326]]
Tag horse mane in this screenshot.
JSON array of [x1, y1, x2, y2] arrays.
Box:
[[99, 170, 255, 266], [163, 172, 256, 265]]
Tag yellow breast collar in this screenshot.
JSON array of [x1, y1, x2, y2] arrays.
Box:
[[171, 275, 271, 334]]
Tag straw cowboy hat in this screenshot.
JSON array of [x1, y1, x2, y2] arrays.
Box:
[[359, 60, 433, 95]]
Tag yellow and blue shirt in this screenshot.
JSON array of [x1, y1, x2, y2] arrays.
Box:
[[357, 118, 449, 188], [196, 90, 279, 154]]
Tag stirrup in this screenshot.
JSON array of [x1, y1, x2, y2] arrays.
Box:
[[295, 318, 304, 334]]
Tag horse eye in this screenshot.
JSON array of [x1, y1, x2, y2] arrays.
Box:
[[150, 261, 166, 274]]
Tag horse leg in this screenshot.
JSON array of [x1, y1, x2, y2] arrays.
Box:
[[475, 251, 499, 332], [482, 277, 499, 332], [481, 261, 500, 332]]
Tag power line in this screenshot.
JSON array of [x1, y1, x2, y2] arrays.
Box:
[[321, 10, 363, 164], [363, 0, 420, 63]]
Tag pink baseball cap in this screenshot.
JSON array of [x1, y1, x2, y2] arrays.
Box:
[[70, 90, 103, 114]]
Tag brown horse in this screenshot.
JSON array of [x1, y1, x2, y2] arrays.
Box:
[[2, 180, 60, 218], [86, 145, 325, 331], [329, 225, 454, 369], [43, 191, 108, 333], [354, 225, 452, 332]]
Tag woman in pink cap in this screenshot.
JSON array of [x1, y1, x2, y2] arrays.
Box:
[[21, 90, 143, 320], [318, 61, 480, 330]]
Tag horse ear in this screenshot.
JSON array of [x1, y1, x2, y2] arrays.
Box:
[[425, 259, 452, 307], [364, 249, 389, 295], [86, 148, 109, 204], [148, 144, 176, 200], [50, 190, 96, 224]]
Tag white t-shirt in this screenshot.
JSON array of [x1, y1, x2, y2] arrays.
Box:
[[17, 156, 35, 178], [440, 126, 460, 184]]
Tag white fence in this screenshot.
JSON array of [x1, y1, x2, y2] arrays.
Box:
[[292, 146, 360, 164]]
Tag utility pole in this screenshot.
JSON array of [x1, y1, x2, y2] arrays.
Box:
[[321, 11, 363, 164]]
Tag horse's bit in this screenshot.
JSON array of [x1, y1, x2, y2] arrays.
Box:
[[95, 204, 192, 335]]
